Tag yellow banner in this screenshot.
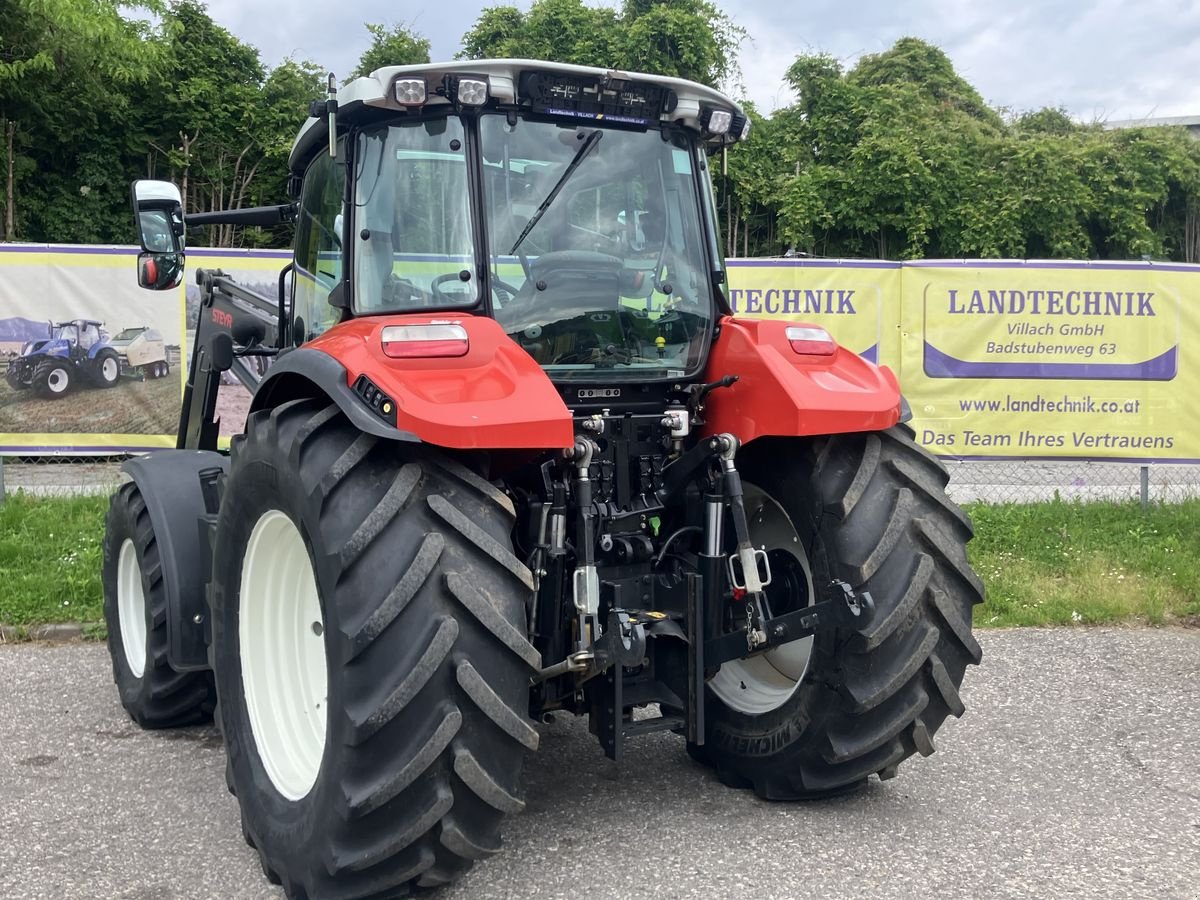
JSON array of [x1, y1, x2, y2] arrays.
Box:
[[0, 244, 185, 452], [5, 248, 1200, 462], [726, 260, 902, 369], [901, 261, 1200, 461]]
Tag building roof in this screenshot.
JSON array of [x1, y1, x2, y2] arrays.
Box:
[[1103, 114, 1200, 130]]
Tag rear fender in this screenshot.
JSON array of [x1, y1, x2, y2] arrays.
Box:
[[699, 317, 902, 443], [254, 314, 574, 450], [121, 450, 229, 671]]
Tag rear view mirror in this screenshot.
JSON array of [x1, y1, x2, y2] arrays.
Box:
[[131, 180, 186, 291], [137, 251, 184, 290]]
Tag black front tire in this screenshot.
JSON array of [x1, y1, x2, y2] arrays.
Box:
[[102, 482, 216, 728], [690, 425, 984, 799], [5, 363, 27, 390], [32, 359, 71, 398], [211, 399, 540, 899], [91, 348, 121, 387]]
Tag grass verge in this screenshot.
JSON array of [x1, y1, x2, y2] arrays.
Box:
[[0, 492, 108, 629], [0, 493, 1197, 636], [966, 499, 1200, 626]]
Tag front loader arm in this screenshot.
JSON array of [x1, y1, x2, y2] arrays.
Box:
[[178, 268, 284, 450]]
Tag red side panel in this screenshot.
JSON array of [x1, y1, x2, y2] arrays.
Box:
[[699, 317, 902, 443], [307, 315, 574, 450]]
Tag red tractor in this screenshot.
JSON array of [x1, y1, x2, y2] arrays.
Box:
[[104, 61, 982, 899]]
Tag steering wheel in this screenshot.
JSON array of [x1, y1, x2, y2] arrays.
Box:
[[431, 272, 475, 305], [491, 276, 522, 307]]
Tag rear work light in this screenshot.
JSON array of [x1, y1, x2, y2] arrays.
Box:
[[381, 323, 469, 358], [785, 325, 837, 356], [454, 77, 488, 106], [394, 78, 426, 105]]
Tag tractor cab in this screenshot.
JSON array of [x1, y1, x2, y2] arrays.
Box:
[[285, 61, 746, 381], [136, 60, 750, 387], [23, 319, 104, 357], [55, 319, 105, 352]]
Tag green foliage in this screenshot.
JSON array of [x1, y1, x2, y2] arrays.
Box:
[[731, 39, 1200, 261], [0, 0, 333, 247], [2, 9, 1198, 263], [848, 37, 1001, 129], [348, 22, 431, 81], [458, 0, 744, 88], [0, 0, 165, 240], [459, 6, 526, 60]]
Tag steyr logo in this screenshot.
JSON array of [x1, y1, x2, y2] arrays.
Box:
[[212, 309, 233, 328]]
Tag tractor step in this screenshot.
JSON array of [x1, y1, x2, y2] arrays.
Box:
[[624, 714, 684, 739], [594, 668, 686, 763]]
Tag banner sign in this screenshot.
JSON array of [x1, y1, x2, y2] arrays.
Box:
[[3, 248, 1198, 462], [0, 244, 185, 452], [897, 261, 1200, 463], [726, 259, 901, 368]]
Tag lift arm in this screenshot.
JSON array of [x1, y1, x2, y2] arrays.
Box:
[[178, 267, 288, 450]]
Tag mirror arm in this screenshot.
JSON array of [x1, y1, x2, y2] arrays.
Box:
[[186, 204, 296, 228]]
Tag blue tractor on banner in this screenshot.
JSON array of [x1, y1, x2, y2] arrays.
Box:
[[5, 319, 122, 399]]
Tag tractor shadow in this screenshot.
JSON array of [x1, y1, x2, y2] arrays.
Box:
[[519, 709, 888, 825]]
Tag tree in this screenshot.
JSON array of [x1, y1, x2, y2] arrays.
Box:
[[848, 38, 1002, 127], [617, 0, 744, 89], [137, 2, 326, 247], [459, 6, 526, 60], [761, 39, 1200, 263], [0, 0, 163, 241], [348, 23, 431, 81], [458, 0, 743, 89]]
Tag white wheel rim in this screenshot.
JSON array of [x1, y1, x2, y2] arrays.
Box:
[[47, 368, 68, 393], [117, 539, 147, 678], [102, 357, 118, 381], [709, 485, 815, 716], [239, 510, 328, 801]]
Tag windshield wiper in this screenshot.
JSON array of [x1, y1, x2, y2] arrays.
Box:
[[509, 129, 603, 255]]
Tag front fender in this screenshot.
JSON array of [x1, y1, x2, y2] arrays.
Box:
[[256, 315, 574, 450], [699, 317, 902, 443], [121, 450, 229, 671]]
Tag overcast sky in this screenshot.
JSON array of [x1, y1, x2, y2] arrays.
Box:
[[202, 0, 1200, 121]]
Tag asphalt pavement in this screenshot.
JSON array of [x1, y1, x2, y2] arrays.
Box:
[[1, 629, 1198, 900]]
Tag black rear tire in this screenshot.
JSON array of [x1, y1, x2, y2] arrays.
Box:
[[102, 482, 216, 728], [689, 425, 983, 798], [211, 399, 540, 899]]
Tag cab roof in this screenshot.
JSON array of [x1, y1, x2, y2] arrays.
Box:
[[289, 58, 747, 172]]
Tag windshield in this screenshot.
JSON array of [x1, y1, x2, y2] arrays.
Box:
[[479, 116, 713, 380], [52, 324, 78, 342], [353, 118, 477, 312], [114, 328, 146, 341]]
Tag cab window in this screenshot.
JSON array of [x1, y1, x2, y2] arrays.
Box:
[[293, 146, 346, 342]]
